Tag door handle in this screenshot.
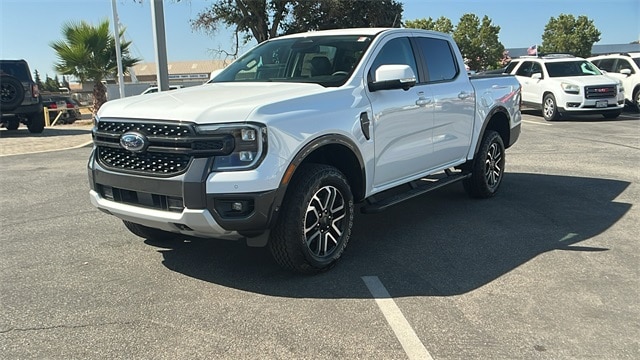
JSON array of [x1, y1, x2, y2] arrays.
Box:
[[416, 97, 432, 106], [458, 91, 472, 99]]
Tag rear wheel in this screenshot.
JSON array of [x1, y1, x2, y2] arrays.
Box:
[[26, 111, 45, 133], [542, 93, 560, 121], [123, 220, 180, 241], [5, 118, 19, 130], [269, 164, 354, 274], [463, 130, 506, 198]]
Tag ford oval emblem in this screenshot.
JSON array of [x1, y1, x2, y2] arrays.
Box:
[[120, 131, 148, 153]]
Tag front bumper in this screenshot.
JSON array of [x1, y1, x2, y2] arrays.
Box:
[[88, 151, 278, 239]]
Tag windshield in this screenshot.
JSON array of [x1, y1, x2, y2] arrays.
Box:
[[209, 35, 374, 87], [633, 57, 640, 68], [545, 60, 603, 77]]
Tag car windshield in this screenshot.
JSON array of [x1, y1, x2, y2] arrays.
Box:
[[209, 35, 374, 87], [545, 60, 602, 77], [633, 57, 640, 68]]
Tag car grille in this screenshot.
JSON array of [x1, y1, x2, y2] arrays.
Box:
[[94, 120, 233, 176], [584, 85, 616, 99]]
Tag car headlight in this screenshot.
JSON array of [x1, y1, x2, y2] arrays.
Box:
[[561, 82, 580, 94], [196, 123, 267, 171]]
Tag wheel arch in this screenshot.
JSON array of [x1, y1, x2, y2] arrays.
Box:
[[474, 106, 511, 156], [269, 134, 366, 226]]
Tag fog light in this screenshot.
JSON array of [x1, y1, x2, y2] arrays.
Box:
[[232, 202, 243, 211], [167, 196, 184, 212], [567, 102, 580, 108], [239, 151, 254, 162]]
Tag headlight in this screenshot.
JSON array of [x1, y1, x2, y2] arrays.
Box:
[[196, 123, 267, 170], [561, 82, 580, 94]]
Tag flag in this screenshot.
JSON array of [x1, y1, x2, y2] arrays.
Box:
[[527, 44, 538, 56]]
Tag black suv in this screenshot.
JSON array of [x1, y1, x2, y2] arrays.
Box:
[[1, 59, 45, 133]]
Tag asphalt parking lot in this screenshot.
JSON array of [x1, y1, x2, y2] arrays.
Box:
[[1, 109, 639, 359]]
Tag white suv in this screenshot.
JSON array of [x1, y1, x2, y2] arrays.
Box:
[[507, 54, 625, 120], [589, 52, 640, 111]]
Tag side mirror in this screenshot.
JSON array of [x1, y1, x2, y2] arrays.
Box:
[[620, 68, 632, 76], [368, 64, 417, 92], [531, 72, 542, 80]]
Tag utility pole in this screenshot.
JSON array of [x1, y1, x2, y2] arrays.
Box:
[[111, 0, 125, 98], [151, 0, 169, 92]]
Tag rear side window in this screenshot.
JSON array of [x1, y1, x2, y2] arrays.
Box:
[[0, 61, 30, 81], [414, 37, 458, 82]]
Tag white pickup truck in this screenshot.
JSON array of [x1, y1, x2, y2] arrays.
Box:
[[88, 28, 521, 274]]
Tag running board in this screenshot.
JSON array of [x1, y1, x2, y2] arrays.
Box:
[[361, 173, 471, 214]]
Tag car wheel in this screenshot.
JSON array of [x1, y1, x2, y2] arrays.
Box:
[[602, 111, 622, 119], [123, 220, 180, 241], [26, 111, 45, 133], [5, 118, 19, 130], [269, 164, 354, 274], [0, 75, 25, 111], [463, 130, 505, 198], [634, 88, 640, 112], [542, 93, 560, 121]]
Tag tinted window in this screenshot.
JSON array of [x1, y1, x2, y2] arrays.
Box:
[[593, 58, 615, 72], [415, 37, 458, 82], [545, 61, 602, 77], [615, 59, 634, 73], [0, 61, 31, 81], [504, 60, 520, 74], [369, 37, 419, 82], [515, 61, 536, 77]]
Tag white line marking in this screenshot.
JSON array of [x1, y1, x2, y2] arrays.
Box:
[[522, 119, 552, 126], [362, 276, 434, 360]]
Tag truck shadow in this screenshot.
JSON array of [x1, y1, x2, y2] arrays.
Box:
[[146, 172, 631, 299], [0, 126, 92, 138]]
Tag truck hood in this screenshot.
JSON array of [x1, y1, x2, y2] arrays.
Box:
[[97, 82, 328, 123]]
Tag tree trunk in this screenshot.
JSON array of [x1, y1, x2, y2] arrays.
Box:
[[92, 81, 107, 123]]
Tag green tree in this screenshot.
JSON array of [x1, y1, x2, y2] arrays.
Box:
[[285, 0, 403, 34], [43, 75, 59, 92], [404, 16, 454, 34], [50, 19, 140, 118], [541, 14, 601, 57], [453, 14, 504, 71], [192, 0, 403, 57], [33, 70, 42, 90]]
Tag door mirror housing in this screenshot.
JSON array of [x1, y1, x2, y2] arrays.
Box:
[[368, 64, 417, 92], [531, 72, 542, 80], [620, 68, 632, 76]]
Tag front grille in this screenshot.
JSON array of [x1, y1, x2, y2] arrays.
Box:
[[585, 85, 616, 99], [98, 147, 191, 174], [94, 120, 233, 176]]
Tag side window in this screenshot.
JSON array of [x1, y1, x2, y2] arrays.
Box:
[[594, 58, 615, 72], [415, 37, 458, 82], [615, 59, 633, 73], [504, 60, 520, 74], [531, 62, 543, 76], [369, 37, 418, 82], [515, 61, 534, 77]]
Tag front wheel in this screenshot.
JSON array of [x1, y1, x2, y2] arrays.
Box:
[[633, 89, 640, 112], [542, 93, 560, 121], [269, 164, 354, 274], [463, 130, 506, 198]]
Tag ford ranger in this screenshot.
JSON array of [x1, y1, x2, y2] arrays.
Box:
[[88, 28, 521, 274]]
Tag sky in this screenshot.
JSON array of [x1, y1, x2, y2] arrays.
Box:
[[1, 0, 638, 80]]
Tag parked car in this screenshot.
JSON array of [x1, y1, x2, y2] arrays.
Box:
[[42, 95, 80, 124], [505, 54, 625, 120], [140, 85, 183, 95], [0, 59, 45, 132], [589, 52, 640, 111]]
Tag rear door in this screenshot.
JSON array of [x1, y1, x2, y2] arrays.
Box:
[[413, 35, 474, 167]]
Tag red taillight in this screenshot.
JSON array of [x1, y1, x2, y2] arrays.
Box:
[[66, 103, 74, 109], [32, 84, 40, 98], [49, 103, 57, 109]]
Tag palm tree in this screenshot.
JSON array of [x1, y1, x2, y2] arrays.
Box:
[[50, 19, 140, 119]]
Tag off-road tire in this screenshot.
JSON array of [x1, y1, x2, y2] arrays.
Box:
[[463, 130, 506, 198], [123, 220, 180, 241], [26, 111, 45, 133], [5, 118, 19, 130], [542, 93, 560, 121], [269, 164, 354, 274], [0, 75, 25, 112]]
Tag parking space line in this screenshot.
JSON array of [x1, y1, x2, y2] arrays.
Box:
[[522, 119, 552, 126], [362, 276, 434, 360]]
